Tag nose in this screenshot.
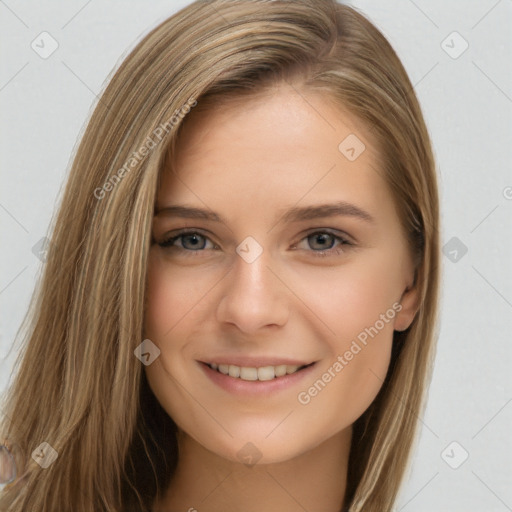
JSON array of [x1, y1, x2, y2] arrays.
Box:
[[216, 248, 290, 334]]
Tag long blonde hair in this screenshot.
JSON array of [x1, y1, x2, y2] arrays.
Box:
[[0, 1, 440, 510]]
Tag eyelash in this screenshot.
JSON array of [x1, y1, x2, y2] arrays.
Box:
[[157, 229, 353, 258]]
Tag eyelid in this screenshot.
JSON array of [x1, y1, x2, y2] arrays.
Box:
[[158, 226, 355, 243], [299, 227, 355, 244], [158, 228, 218, 249]]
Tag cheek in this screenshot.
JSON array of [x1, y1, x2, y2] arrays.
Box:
[[143, 253, 202, 393], [290, 253, 399, 427], [144, 251, 215, 340], [295, 314, 394, 437], [145, 254, 183, 334], [143, 252, 211, 430], [292, 249, 403, 345]]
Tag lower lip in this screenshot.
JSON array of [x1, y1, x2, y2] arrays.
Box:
[[198, 361, 317, 397]]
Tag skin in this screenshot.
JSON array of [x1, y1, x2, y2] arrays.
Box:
[[145, 82, 419, 512]]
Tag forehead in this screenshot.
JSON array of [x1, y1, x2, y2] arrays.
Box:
[[156, 84, 395, 225], [172, 85, 377, 167]]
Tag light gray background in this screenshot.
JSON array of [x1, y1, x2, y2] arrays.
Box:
[[1, 1, 511, 510]]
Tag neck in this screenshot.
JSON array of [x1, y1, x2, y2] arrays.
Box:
[[153, 427, 352, 512]]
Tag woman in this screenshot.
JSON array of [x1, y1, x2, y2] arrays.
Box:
[[0, 0, 440, 510]]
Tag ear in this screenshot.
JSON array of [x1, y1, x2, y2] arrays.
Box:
[[394, 279, 421, 332]]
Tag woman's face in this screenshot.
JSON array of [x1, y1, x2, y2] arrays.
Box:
[[144, 83, 419, 464]]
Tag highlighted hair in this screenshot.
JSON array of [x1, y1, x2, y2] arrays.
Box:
[[0, 1, 440, 510]]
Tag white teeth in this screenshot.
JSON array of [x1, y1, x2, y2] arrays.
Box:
[[257, 366, 275, 381], [274, 365, 287, 377], [240, 367, 258, 381], [209, 362, 307, 381], [228, 365, 240, 378]]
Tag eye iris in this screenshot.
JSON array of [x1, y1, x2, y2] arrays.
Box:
[[183, 233, 205, 250], [310, 233, 334, 250]]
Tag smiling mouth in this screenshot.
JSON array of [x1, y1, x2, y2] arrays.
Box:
[[205, 362, 315, 381]]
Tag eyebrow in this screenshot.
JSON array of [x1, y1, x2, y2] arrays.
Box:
[[154, 201, 375, 225]]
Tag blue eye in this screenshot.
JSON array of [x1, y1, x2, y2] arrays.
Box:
[[157, 229, 352, 257], [158, 231, 215, 254], [296, 231, 351, 257]]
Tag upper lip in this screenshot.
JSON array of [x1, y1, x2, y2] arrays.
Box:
[[199, 356, 315, 368]]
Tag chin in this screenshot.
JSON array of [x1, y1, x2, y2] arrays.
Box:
[[193, 425, 326, 467]]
